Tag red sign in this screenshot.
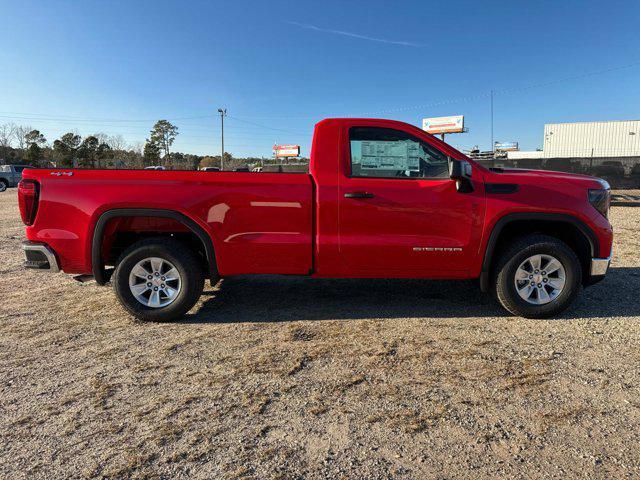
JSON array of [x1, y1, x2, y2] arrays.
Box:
[[273, 144, 300, 157]]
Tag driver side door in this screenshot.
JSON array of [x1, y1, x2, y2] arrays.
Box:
[[338, 124, 484, 278]]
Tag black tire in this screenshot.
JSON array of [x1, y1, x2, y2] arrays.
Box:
[[113, 237, 204, 321], [0, 180, 8, 192], [494, 234, 582, 319]]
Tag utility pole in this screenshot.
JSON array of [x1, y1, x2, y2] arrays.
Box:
[[217, 108, 227, 170], [490, 90, 494, 154]]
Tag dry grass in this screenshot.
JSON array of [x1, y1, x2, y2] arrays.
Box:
[[1, 189, 640, 479]]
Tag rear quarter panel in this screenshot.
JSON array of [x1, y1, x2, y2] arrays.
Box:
[[22, 169, 313, 276]]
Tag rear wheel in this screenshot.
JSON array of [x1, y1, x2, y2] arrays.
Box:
[[494, 235, 582, 318], [113, 237, 204, 321], [0, 180, 8, 192]]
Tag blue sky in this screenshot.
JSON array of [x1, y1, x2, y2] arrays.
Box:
[[1, 0, 639, 157]]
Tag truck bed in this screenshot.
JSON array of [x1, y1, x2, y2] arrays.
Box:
[[23, 169, 314, 276]]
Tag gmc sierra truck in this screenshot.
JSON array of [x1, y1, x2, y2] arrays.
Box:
[[18, 118, 613, 321]]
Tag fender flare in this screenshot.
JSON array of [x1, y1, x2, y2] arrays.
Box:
[[91, 208, 218, 286], [478, 212, 599, 292]]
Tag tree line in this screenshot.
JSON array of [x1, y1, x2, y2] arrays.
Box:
[[0, 119, 274, 170]]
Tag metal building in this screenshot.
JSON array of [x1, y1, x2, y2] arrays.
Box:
[[506, 151, 543, 160], [543, 120, 640, 159]]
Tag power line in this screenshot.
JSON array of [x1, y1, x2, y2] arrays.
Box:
[[0, 112, 217, 123], [226, 115, 307, 135], [0, 59, 637, 131], [357, 60, 640, 117], [0, 113, 309, 136], [13, 128, 300, 142], [10, 122, 312, 138], [497, 60, 640, 96]]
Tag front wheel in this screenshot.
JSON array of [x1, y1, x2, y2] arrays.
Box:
[[113, 237, 204, 321], [0, 180, 8, 192], [494, 235, 582, 318]]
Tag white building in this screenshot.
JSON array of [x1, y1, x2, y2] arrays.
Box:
[[542, 120, 640, 158], [506, 150, 543, 160], [506, 120, 640, 161]]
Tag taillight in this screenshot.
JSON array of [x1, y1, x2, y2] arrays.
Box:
[[18, 180, 39, 225]]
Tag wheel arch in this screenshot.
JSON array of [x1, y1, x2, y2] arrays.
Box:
[[479, 213, 598, 292], [92, 208, 218, 286]]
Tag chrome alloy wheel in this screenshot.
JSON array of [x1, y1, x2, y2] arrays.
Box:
[[128, 257, 181, 308], [514, 254, 566, 305]]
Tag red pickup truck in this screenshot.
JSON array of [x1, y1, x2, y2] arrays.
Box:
[[19, 118, 613, 320]]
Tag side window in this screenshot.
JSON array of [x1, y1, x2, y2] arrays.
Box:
[[14, 167, 25, 173], [350, 127, 449, 179]]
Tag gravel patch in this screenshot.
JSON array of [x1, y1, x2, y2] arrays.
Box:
[[1, 189, 639, 479]]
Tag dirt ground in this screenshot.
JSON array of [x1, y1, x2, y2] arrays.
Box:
[[1, 190, 639, 480]]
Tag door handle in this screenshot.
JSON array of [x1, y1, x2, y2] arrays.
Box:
[[344, 192, 375, 199]]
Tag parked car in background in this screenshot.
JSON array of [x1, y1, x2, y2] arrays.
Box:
[[0, 164, 31, 191], [144, 166, 166, 170], [200, 167, 220, 172]]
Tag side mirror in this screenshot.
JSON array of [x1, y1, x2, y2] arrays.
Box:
[[449, 159, 474, 193]]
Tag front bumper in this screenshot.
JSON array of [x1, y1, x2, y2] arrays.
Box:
[[585, 250, 611, 286], [590, 256, 611, 276], [22, 241, 60, 272]]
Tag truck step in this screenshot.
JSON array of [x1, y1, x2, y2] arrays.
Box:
[[73, 274, 95, 283]]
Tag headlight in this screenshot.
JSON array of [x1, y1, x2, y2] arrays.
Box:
[[588, 188, 611, 218]]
